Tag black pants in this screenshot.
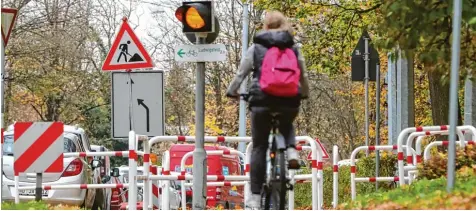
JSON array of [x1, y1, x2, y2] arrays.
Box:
[[249, 106, 299, 194]]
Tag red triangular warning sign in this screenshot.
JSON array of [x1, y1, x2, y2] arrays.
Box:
[[1, 8, 19, 47], [307, 138, 330, 160], [102, 18, 153, 71]]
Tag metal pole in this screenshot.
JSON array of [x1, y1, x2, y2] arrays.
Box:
[[1, 34, 5, 191], [35, 173, 42, 201], [128, 131, 137, 210], [192, 34, 207, 210], [464, 76, 475, 141], [364, 37, 370, 156], [128, 71, 134, 131], [237, 1, 249, 153], [387, 55, 397, 145], [447, 0, 462, 193], [375, 64, 380, 190]]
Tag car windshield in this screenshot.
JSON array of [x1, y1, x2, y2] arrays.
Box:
[[2, 135, 76, 155]]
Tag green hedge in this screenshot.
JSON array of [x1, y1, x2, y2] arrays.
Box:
[[294, 152, 398, 208], [1, 201, 49, 210], [339, 166, 476, 210]]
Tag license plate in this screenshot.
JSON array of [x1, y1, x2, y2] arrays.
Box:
[[18, 189, 48, 196]]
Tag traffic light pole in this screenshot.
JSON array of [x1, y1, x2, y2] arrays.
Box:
[[192, 34, 207, 210]]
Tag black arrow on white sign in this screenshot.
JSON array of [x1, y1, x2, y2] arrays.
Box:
[[137, 99, 150, 132]]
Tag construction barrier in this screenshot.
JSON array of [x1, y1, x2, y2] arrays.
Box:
[[143, 135, 324, 210], [13, 131, 326, 210], [144, 136, 252, 210], [350, 145, 413, 201], [150, 165, 160, 210], [288, 145, 312, 210], [13, 131, 145, 206], [332, 145, 339, 209], [423, 140, 475, 161], [397, 125, 476, 186]]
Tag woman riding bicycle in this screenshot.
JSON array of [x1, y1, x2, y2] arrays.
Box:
[[226, 11, 310, 209]]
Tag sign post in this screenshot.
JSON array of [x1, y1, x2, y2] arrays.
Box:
[[351, 30, 380, 189], [174, 1, 222, 209], [1, 7, 18, 193], [102, 17, 154, 210]]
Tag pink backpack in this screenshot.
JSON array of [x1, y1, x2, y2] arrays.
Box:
[[259, 47, 301, 97]]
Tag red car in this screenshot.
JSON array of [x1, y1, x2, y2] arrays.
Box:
[[169, 144, 245, 209]]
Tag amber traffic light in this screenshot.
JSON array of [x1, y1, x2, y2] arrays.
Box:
[[175, 1, 214, 33]]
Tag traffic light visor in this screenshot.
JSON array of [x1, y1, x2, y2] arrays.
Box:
[[185, 7, 205, 29]]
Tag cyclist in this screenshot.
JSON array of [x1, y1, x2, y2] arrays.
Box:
[[226, 11, 309, 209]]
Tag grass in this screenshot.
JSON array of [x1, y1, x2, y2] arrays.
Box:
[[338, 166, 476, 210], [1, 200, 83, 210]]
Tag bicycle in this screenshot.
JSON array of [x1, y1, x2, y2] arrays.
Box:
[[239, 94, 299, 210]]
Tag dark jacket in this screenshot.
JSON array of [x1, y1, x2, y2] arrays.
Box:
[[226, 30, 310, 108]]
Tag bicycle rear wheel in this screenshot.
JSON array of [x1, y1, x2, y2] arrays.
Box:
[[269, 150, 287, 210], [278, 149, 286, 210]]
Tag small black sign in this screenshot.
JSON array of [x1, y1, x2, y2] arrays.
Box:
[[351, 30, 380, 81]]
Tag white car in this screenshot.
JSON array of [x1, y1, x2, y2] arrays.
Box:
[[1, 124, 105, 209]]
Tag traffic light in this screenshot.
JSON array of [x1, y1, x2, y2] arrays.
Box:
[[175, 1, 220, 44], [175, 1, 214, 33]]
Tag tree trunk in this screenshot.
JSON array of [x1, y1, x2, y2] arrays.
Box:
[[428, 70, 463, 141]]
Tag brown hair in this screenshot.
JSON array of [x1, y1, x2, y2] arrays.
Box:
[[263, 11, 293, 34]]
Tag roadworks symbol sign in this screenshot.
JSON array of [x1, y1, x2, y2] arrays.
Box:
[[102, 18, 153, 71]]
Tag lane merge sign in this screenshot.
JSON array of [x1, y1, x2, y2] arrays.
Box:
[[14, 122, 64, 174], [174, 44, 227, 62], [112, 71, 164, 138], [102, 17, 154, 71]]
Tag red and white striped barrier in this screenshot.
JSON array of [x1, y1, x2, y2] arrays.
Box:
[[17, 183, 129, 190], [397, 125, 476, 186], [288, 145, 312, 210], [179, 149, 245, 210], [12, 130, 144, 208], [415, 132, 474, 164], [350, 145, 412, 200], [423, 140, 475, 161], [160, 150, 171, 210], [143, 135, 251, 211], [332, 145, 339, 208], [184, 181, 247, 187], [407, 130, 460, 164], [136, 174, 249, 181], [150, 165, 159, 210], [63, 151, 130, 158]]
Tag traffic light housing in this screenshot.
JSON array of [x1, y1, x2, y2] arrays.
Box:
[[175, 1, 214, 33], [175, 1, 220, 44]]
